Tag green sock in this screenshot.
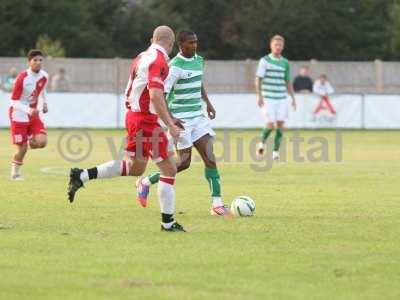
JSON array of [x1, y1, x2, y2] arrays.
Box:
[[261, 128, 273, 143], [205, 168, 221, 197], [147, 172, 160, 184], [274, 129, 283, 151]]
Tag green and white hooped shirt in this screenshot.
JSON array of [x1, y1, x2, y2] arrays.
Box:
[[165, 53, 205, 120], [256, 53, 290, 101]]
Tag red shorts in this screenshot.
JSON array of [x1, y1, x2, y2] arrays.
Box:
[[10, 116, 47, 146], [125, 111, 169, 162]]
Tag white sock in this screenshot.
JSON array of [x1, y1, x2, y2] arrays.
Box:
[[80, 160, 129, 182], [11, 160, 22, 177], [212, 197, 224, 208], [98, 160, 126, 178], [158, 176, 175, 215], [80, 170, 89, 182]]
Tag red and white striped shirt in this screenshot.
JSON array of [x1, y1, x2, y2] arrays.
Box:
[[10, 68, 48, 122], [124, 44, 169, 115]]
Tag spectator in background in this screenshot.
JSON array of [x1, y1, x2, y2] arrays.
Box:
[[293, 66, 313, 93], [313, 74, 334, 96], [313, 74, 336, 115], [51, 68, 70, 92], [1, 67, 18, 92]]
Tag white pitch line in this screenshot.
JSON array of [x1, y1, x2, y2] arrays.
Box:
[[40, 160, 349, 176], [40, 166, 69, 175], [38, 162, 263, 176]]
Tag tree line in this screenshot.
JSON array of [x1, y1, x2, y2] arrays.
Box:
[[0, 0, 399, 60]]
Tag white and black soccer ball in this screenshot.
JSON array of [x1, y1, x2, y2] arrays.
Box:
[[231, 196, 256, 217]]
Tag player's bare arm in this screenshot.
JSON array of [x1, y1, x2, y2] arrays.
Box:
[[255, 76, 264, 107], [201, 85, 216, 119], [41, 87, 49, 113], [150, 88, 180, 138], [286, 81, 297, 110], [42, 103, 48, 113], [164, 95, 185, 129], [164, 67, 185, 129]]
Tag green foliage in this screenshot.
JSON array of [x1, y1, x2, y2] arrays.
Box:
[[35, 34, 65, 57], [389, 1, 400, 59], [0, 0, 398, 60]]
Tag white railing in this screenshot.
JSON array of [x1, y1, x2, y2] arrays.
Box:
[[1, 58, 400, 93]]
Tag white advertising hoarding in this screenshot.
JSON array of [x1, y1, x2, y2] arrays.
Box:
[[0, 91, 399, 129]]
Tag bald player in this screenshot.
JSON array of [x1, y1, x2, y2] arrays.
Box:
[[67, 26, 186, 232]]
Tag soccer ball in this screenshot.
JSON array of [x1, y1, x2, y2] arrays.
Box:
[[230, 196, 256, 217]]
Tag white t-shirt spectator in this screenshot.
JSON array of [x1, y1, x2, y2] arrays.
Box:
[[313, 79, 334, 96]]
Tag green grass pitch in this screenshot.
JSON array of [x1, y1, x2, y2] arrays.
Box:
[[1, 129, 399, 300]]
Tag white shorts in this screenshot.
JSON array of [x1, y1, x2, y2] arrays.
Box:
[[261, 99, 288, 123], [168, 115, 216, 151]]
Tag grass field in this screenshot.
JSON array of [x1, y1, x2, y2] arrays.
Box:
[[1, 129, 399, 300]]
